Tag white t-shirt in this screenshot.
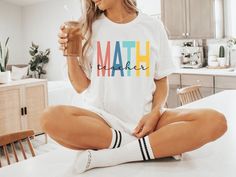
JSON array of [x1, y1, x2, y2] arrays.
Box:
[[82, 11, 177, 129]]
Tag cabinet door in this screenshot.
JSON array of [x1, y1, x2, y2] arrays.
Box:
[[0, 88, 23, 135], [167, 85, 182, 108], [215, 76, 236, 89], [186, 0, 215, 38], [24, 83, 47, 134], [161, 0, 187, 39]]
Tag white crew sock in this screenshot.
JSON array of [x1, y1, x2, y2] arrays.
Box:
[[108, 129, 137, 149], [74, 136, 155, 174]]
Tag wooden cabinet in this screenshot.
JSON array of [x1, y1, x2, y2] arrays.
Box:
[[0, 79, 48, 135], [215, 76, 236, 93], [187, 0, 215, 39], [181, 74, 214, 97], [167, 74, 181, 108], [167, 74, 214, 107], [161, 0, 220, 39], [161, 0, 186, 39], [167, 73, 236, 107]]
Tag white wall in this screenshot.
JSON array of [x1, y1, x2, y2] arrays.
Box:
[[22, 0, 82, 80], [137, 0, 161, 15], [0, 1, 23, 65]]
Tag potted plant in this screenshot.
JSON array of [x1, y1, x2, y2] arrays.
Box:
[[0, 37, 11, 83], [28, 42, 50, 79], [217, 45, 226, 67]]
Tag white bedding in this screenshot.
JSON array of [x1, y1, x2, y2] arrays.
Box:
[[1, 91, 235, 177], [47, 81, 82, 106]]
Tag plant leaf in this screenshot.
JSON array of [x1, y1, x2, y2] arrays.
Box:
[[0, 42, 2, 59], [5, 37, 9, 47], [4, 48, 9, 69], [0, 63, 3, 72], [44, 49, 50, 56], [41, 69, 47, 74], [32, 42, 39, 49]]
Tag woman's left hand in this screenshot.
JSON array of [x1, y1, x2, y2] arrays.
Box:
[[133, 109, 162, 138]]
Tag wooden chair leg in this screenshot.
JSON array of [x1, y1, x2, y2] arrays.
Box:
[[11, 143, 19, 162], [3, 145, 10, 165], [26, 137, 35, 157], [19, 140, 27, 160]]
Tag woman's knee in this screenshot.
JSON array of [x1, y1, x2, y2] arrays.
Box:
[[40, 105, 70, 133], [199, 109, 227, 141]]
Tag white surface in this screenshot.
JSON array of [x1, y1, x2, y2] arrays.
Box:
[[136, 0, 160, 15], [47, 81, 84, 106], [175, 67, 236, 76], [0, 1, 23, 65], [0, 90, 236, 177], [2, 0, 51, 6]]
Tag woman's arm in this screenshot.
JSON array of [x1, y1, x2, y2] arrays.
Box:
[[151, 76, 169, 114], [67, 57, 91, 93], [133, 76, 169, 137]]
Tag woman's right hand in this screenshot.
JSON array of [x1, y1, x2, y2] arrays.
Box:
[[58, 25, 68, 52], [58, 24, 84, 56]]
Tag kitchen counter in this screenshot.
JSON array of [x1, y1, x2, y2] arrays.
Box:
[[174, 67, 236, 76]]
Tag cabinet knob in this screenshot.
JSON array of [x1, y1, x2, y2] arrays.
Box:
[[21, 108, 24, 116], [186, 33, 189, 36], [182, 33, 186, 36], [24, 107, 27, 115]]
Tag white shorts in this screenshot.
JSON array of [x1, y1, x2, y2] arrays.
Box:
[[77, 101, 169, 135]]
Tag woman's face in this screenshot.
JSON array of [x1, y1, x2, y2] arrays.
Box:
[[92, 0, 120, 11]]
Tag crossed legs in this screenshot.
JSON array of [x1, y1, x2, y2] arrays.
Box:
[[40, 105, 227, 158]]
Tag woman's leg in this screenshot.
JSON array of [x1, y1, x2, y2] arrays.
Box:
[[149, 108, 227, 158], [40, 105, 112, 150], [73, 108, 227, 173]]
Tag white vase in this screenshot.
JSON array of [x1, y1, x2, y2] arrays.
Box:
[[0, 71, 11, 83]]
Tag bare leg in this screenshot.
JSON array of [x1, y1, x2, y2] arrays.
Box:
[[149, 108, 227, 158], [72, 108, 227, 173], [40, 105, 112, 150]]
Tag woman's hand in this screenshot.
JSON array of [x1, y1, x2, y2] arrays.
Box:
[[58, 25, 68, 52], [58, 24, 84, 54], [133, 109, 162, 138]]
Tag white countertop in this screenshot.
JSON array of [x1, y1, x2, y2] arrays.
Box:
[[0, 90, 236, 177], [174, 67, 236, 76]]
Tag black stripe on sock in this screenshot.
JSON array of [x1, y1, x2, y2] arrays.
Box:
[[112, 130, 118, 149], [138, 139, 146, 161], [117, 131, 122, 148], [142, 137, 151, 160]]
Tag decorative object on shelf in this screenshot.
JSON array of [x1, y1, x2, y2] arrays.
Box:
[[28, 42, 50, 79], [0, 37, 11, 83], [217, 45, 226, 68], [227, 38, 236, 67], [208, 45, 229, 69]]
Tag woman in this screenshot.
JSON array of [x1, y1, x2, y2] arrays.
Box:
[[40, 0, 227, 173]]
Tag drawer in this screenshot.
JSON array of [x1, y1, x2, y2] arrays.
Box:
[[181, 74, 213, 87], [215, 76, 236, 89], [168, 74, 180, 85]]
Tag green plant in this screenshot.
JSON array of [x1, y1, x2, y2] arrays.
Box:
[[29, 42, 50, 78], [219, 45, 225, 58], [0, 37, 10, 72]]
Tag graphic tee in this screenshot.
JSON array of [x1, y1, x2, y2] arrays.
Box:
[[82, 11, 176, 130]]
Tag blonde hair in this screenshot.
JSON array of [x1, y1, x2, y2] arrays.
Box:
[[79, 0, 137, 69]]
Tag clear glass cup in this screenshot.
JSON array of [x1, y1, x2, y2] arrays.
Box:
[[63, 0, 83, 57]]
